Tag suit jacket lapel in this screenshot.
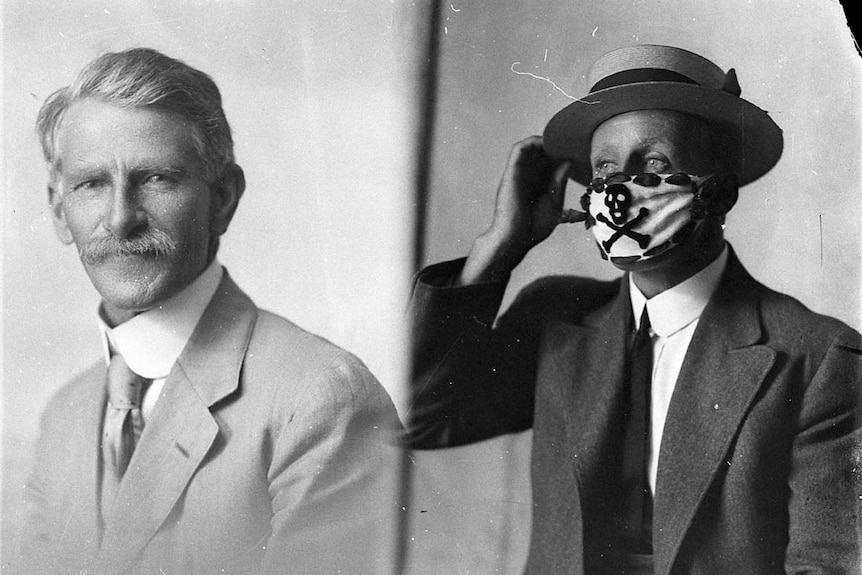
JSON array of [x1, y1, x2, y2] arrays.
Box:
[[547, 279, 631, 500], [653, 252, 776, 574], [98, 272, 258, 572], [57, 363, 106, 560]]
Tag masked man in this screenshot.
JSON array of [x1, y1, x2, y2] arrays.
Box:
[[406, 44, 860, 574], [22, 48, 400, 575]]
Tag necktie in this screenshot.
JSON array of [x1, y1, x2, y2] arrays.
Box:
[[621, 306, 654, 552], [101, 353, 148, 523]]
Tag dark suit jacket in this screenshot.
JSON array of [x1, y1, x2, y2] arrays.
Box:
[[406, 247, 861, 574], [21, 272, 401, 575]]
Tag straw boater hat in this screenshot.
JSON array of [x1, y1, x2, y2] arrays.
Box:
[[543, 44, 783, 187]]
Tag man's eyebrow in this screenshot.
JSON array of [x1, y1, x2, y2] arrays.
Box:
[[132, 164, 186, 174], [590, 143, 616, 158], [60, 164, 189, 181], [128, 165, 189, 179], [61, 163, 107, 179], [634, 136, 670, 148]]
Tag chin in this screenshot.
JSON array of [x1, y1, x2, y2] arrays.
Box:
[[603, 220, 721, 276], [83, 258, 188, 315], [94, 279, 171, 315], [605, 243, 683, 274]]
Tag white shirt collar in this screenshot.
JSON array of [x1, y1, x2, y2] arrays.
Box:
[[98, 259, 224, 378], [629, 245, 728, 338]]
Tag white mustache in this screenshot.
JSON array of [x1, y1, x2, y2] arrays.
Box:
[[79, 229, 178, 265]]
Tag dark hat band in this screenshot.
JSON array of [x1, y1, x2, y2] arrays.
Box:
[[589, 68, 699, 93]]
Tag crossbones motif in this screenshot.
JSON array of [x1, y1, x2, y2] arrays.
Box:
[[596, 208, 651, 252]]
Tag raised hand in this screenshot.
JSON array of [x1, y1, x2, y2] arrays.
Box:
[[458, 137, 571, 285]]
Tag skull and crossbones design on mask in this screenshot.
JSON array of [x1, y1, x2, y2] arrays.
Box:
[[560, 172, 738, 266]]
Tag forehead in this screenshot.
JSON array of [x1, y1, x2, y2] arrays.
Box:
[[590, 110, 708, 154], [54, 99, 200, 172]]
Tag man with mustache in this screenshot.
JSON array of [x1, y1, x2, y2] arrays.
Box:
[[406, 45, 860, 573], [22, 48, 400, 574]]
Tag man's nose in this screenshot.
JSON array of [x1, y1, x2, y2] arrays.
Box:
[[103, 182, 146, 238]]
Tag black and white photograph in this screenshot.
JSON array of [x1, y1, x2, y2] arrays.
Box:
[[2, 2, 416, 573], [2, 0, 860, 574], [403, 1, 860, 574]]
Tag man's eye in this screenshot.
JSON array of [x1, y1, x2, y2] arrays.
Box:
[[73, 179, 105, 191], [144, 174, 174, 186], [644, 158, 670, 173], [594, 161, 616, 176]]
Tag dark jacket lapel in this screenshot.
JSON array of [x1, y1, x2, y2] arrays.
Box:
[[545, 279, 631, 504], [530, 279, 630, 574], [97, 271, 258, 572], [653, 252, 776, 574]]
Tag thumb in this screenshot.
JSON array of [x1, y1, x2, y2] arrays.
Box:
[[547, 160, 571, 212]]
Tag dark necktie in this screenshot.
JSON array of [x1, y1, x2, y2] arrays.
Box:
[[101, 353, 148, 524], [621, 306, 654, 552]]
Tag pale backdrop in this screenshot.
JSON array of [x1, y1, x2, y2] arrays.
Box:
[[2, 1, 859, 574], [407, 0, 861, 573], [1, 0, 421, 567]]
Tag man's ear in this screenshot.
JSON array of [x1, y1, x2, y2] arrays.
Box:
[[48, 185, 75, 245], [702, 173, 739, 217], [209, 164, 245, 237]]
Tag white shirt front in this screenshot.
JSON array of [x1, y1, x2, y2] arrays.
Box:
[[629, 246, 728, 494], [98, 259, 223, 422]]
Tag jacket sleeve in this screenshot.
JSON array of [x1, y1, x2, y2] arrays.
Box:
[[785, 327, 862, 574], [259, 353, 402, 575], [20, 406, 57, 573], [19, 380, 100, 575], [405, 258, 545, 448]]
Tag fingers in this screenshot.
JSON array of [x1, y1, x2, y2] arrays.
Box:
[[509, 135, 545, 157], [547, 160, 571, 211], [559, 209, 587, 224], [550, 160, 586, 225], [497, 136, 554, 207], [507, 136, 553, 173], [494, 137, 578, 243]]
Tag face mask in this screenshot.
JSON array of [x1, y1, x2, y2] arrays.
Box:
[[573, 172, 737, 266]]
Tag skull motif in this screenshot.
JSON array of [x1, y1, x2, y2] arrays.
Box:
[[604, 184, 631, 225], [584, 172, 711, 265], [599, 173, 633, 225]]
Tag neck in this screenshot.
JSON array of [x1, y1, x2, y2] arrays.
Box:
[[99, 252, 218, 328], [101, 302, 143, 328], [631, 223, 725, 299]]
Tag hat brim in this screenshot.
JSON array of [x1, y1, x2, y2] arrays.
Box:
[[542, 82, 783, 187]]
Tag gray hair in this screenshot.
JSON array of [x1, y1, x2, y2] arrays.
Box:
[[36, 48, 235, 182]]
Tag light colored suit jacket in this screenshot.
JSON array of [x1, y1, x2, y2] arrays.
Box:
[[407, 247, 861, 574], [22, 272, 401, 575]]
